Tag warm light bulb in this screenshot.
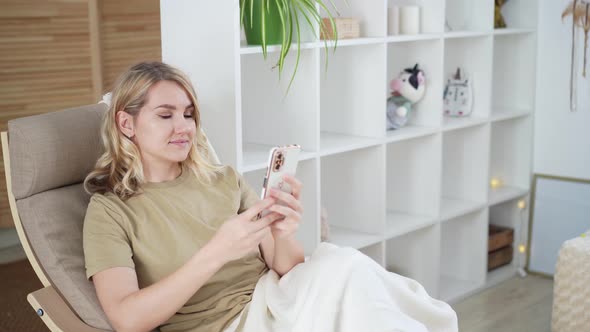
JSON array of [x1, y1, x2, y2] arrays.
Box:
[[519, 244, 526, 253], [490, 178, 501, 189], [518, 200, 526, 209]]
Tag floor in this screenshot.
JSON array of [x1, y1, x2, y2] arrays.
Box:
[[0, 258, 49, 331], [453, 274, 554, 332]]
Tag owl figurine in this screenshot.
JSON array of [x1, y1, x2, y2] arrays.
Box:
[[443, 68, 473, 117]]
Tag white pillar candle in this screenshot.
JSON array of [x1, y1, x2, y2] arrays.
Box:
[[400, 5, 420, 35], [388, 6, 400, 36]]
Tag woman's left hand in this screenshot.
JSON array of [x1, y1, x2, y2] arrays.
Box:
[[267, 174, 303, 240]]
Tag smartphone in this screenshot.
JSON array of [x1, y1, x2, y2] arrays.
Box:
[[257, 144, 301, 219]]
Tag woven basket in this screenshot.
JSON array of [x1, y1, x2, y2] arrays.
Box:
[[320, 17, 360, 40]]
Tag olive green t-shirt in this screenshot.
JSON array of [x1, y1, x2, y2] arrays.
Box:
[[83, 166, 269, 332]]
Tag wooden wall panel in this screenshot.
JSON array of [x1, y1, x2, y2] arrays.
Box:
[[0, 0, 94, 228], [0, 0, 161, 228], [100, 0, 161, 91], [0, 1, 94, 131]]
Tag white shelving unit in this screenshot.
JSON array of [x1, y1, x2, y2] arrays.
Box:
[[161, 0, 537, 303]]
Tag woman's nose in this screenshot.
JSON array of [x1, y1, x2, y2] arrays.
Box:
[[174, 114, 193, 133]]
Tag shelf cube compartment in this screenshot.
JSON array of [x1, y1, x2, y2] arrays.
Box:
[[387, 0, 445, 35], [358, 241, 385, 267], [494, 0, 538, 30], [443, 36, 493, 127], [240, 49, 319, 171], [439, 208, 488, 303], [387, 39, 444, 128], [320, 44, 386, 145], [489, 116, 532, 204], [492, 34, 536, 115], [242, 158, 320, 255], [320, 0, 386, 38], [441, 124, 490, 221], [488, 196, 530, 275], [321, 146, 385, 249], [385, 224, 441, 297], [385, 134, 441, 239], [445, 0, 493, 32]]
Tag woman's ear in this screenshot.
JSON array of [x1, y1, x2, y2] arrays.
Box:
[[116, 111, 135, 138]]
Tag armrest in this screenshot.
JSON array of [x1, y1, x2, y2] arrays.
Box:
[[27, 286, 109, 332]]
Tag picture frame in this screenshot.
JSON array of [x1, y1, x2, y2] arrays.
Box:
[[527, 174, 590, 276]]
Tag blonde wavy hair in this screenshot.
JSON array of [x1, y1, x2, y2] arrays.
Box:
[[84, 61, 223, 200]]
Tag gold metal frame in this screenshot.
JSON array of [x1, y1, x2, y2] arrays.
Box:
[[526, 173, 590, 278]]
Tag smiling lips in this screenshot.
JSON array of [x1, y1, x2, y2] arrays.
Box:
[[169, 139, 190, 146]]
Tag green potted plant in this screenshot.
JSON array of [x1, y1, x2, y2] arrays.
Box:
[[240, 0, 340, 91]]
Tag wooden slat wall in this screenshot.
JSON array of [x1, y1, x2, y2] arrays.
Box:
[[0, 0, 94, 129], [101, 0, 161, 91], [0, 0, 94, 229], [0, 0, 161, 228]]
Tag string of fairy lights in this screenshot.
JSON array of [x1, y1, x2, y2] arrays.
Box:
[[490, 176, 528, 277]]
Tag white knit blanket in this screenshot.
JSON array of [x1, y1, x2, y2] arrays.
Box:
[[242, 243, 458, 332]]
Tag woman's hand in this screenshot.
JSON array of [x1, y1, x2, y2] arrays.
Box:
[[208, 197, 284, 263], [267, 174, 304, 240]]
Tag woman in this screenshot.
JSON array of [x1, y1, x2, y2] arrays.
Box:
[[84, 61, 305, 332], [84, 61, 457, 332]]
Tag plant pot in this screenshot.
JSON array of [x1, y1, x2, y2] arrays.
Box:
[[242, 0, 285, 45]]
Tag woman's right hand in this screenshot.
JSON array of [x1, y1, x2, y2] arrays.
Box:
[[208, 197, 282, 263]]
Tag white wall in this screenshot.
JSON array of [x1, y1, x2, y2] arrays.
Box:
[[534, 0, 590, 180]]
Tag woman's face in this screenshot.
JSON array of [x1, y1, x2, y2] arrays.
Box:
[[131, 80, 197, 169]]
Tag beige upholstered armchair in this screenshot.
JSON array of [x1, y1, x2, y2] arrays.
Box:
[[1, 103, 219, 331]]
